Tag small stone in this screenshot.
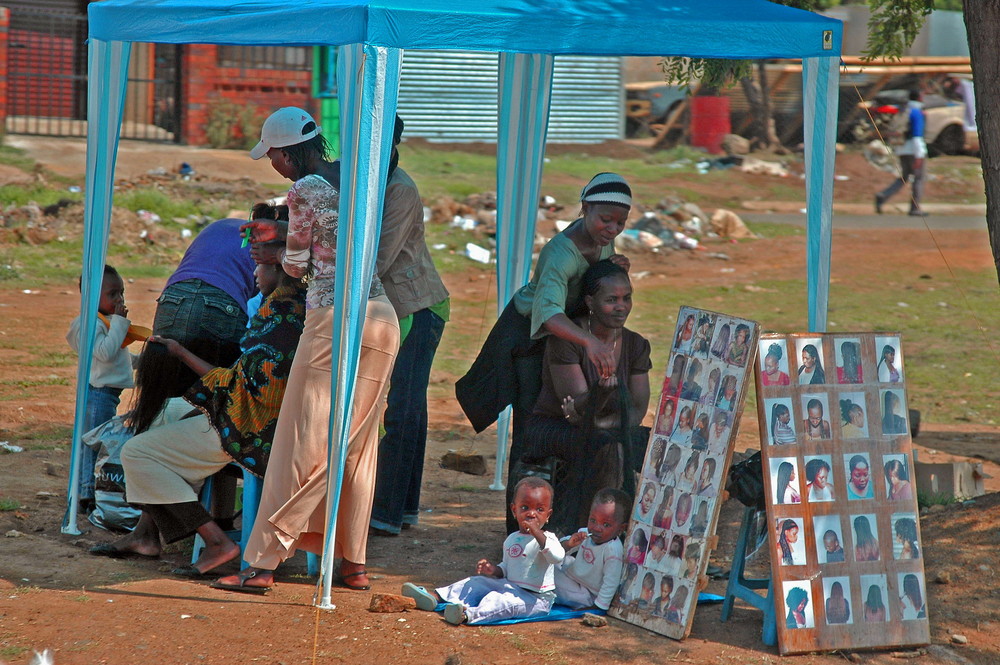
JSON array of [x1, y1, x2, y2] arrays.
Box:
[[5, 530, 24, 538], [929, 504, 946, 513], [581, 613, 608, 627], [951, 635, 968, 645], [935, 572, 952, 584], [44, 462, 64, 477], [977, 564, 990, 573], [35, 491, 55, 500], [440, 451, 488, 476], [444, 655, 461, 665], [846, 653, 862, 663], [368, 593, 417, 613]]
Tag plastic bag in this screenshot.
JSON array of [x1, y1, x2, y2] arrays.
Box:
[[82, 415, 141, 532]]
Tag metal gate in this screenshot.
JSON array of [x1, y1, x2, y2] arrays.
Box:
[[6, 8, 182, 142]]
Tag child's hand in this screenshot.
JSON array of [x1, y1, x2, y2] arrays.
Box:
[[241, 219, 280, 243], [476, 559, 497, 577], [560, 395, 580, 423], [113, 302, 129, 318], [567, 531, 588, 549], [149, 335, 183, 357]]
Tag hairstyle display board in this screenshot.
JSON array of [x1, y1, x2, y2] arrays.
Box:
[[609, 307, 760, 639], [757, 332, 928, 655]]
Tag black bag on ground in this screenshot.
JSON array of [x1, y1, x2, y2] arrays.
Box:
[[725, 450, 765, 510]]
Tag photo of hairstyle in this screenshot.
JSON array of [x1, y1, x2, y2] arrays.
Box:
[[875, 336, 903, 383], [860, 574, 889, 623], [880, 389, 908, 436], [711, 323, 731, 360], [893, 515, 920, 560], [836, 339, 863, 384], [899, 573, 926, 620], [853, 514, 880, 562], [796, 339, 826, 385], [838, 394, 868, 439], [767, 398, 796, 445]]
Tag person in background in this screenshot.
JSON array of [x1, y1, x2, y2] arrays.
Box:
[[370, 116, 450, 537], [67, 264, 146, 511], [875, 89, 929, 217]]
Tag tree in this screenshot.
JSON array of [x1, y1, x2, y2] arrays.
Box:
[[661, 1, 932, 151], [962, 1, 1000, 281]]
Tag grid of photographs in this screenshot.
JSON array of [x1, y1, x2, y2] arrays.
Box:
[[757, 333, 929, 655], [609, 307, 760, 640]]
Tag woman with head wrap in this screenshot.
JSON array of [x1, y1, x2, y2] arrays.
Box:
[[456, 173, 636, 531]]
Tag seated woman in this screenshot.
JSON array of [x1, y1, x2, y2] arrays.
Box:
[[520, 260, 651, 535], [90, 258, 306, 576], [455, 173, 633, 531]]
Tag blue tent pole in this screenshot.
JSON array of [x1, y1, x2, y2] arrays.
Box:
[[802, 55, 839, 333], [316, 42, 401, 610], [63, 38, 131, 535], [491, 52, 554, 491]]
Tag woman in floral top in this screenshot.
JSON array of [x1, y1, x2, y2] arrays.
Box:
[[217, 108, 399, 594]]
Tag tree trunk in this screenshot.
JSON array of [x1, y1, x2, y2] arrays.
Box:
[[739, 61, 787, 153], [963, 0, 1000, 284]]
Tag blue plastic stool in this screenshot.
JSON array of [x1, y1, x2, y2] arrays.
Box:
[[192, 464, 262, 571], [720, 506, 777, 646]]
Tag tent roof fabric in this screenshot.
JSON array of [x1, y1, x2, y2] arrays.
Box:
[[89, 0, 841, 58]]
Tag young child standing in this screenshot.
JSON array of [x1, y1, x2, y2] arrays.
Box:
[[402, 477, 564, 625], [66, 264, 144, 509], [553, 487, 628, 611]]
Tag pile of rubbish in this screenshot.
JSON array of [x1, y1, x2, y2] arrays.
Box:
[[431, 189, 757, 264]]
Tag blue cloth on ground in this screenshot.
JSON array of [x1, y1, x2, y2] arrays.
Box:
[[433, 593, 724, 625]]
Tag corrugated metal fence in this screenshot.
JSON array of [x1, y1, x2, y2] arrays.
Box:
[[398, 50, 623, 144]]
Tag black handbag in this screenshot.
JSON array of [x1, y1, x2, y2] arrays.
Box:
[[725, 450, 765, 510]]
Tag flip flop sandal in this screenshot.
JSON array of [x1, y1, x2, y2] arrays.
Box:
[[171, 564, 212, 579], [210, 569, 272, 595], [401, 583, 438, 611], [89, 542, 159, 560], [337, 570, 371, 591]]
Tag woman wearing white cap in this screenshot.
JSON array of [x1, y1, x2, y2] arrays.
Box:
[[214, 108, 399, 593], [456, 172, 633, 531]]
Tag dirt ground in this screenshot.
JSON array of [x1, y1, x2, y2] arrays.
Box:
[[0, 137, 998, 664]]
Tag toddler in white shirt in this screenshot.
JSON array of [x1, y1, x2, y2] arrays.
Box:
[[554, 488, 629, 611], [403, 477, 564, 624]]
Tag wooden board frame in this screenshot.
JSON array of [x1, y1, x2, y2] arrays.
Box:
[[609, 307, 760, 639], [756, 332, 930, 655]]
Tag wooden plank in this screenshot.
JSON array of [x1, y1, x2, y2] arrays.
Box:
[[756, 333, 930, 655], [652, 83, 699, 149]]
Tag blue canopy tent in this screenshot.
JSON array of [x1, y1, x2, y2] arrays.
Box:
[[72, 0, 841, 608]]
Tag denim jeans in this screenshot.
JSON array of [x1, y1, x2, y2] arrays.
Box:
[[153, 278, 248, 349], [370, 308, 445, 533], [80, 386, 123, 500]]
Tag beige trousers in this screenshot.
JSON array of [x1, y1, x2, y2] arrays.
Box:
[[120, 412, 231, 505], [244, 295, 399, 569]]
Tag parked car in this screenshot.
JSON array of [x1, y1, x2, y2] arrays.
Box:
[[853, 88, 978, 156], [625, 81, 688, 138]]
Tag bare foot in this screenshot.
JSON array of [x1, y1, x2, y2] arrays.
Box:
[[191, 539, 241, 574]]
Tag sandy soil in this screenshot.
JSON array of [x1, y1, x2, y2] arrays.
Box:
[[0, 139, 998, 664]]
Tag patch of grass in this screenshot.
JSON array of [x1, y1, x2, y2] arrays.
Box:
[[0, 184, 82, 209], [507, 635, 559, 658], [0, 497, 21, 511], [0, 143, 37, 172], [917, 491, 960, 509], [452, 485, 483, 493], [0, 377, 70, 389], [745, 221, 804, 238], [72, 593, 92, 603], [0, 646, 28, 659], [24, 351, 77, 368], [114, 187, 228, 223]]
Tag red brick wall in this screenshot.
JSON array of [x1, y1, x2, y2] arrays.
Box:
[[181, 44, 315, 146], [0, 8, 10, 130]]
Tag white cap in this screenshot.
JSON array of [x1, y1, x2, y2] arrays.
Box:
[[249, 107, 321, 160]]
